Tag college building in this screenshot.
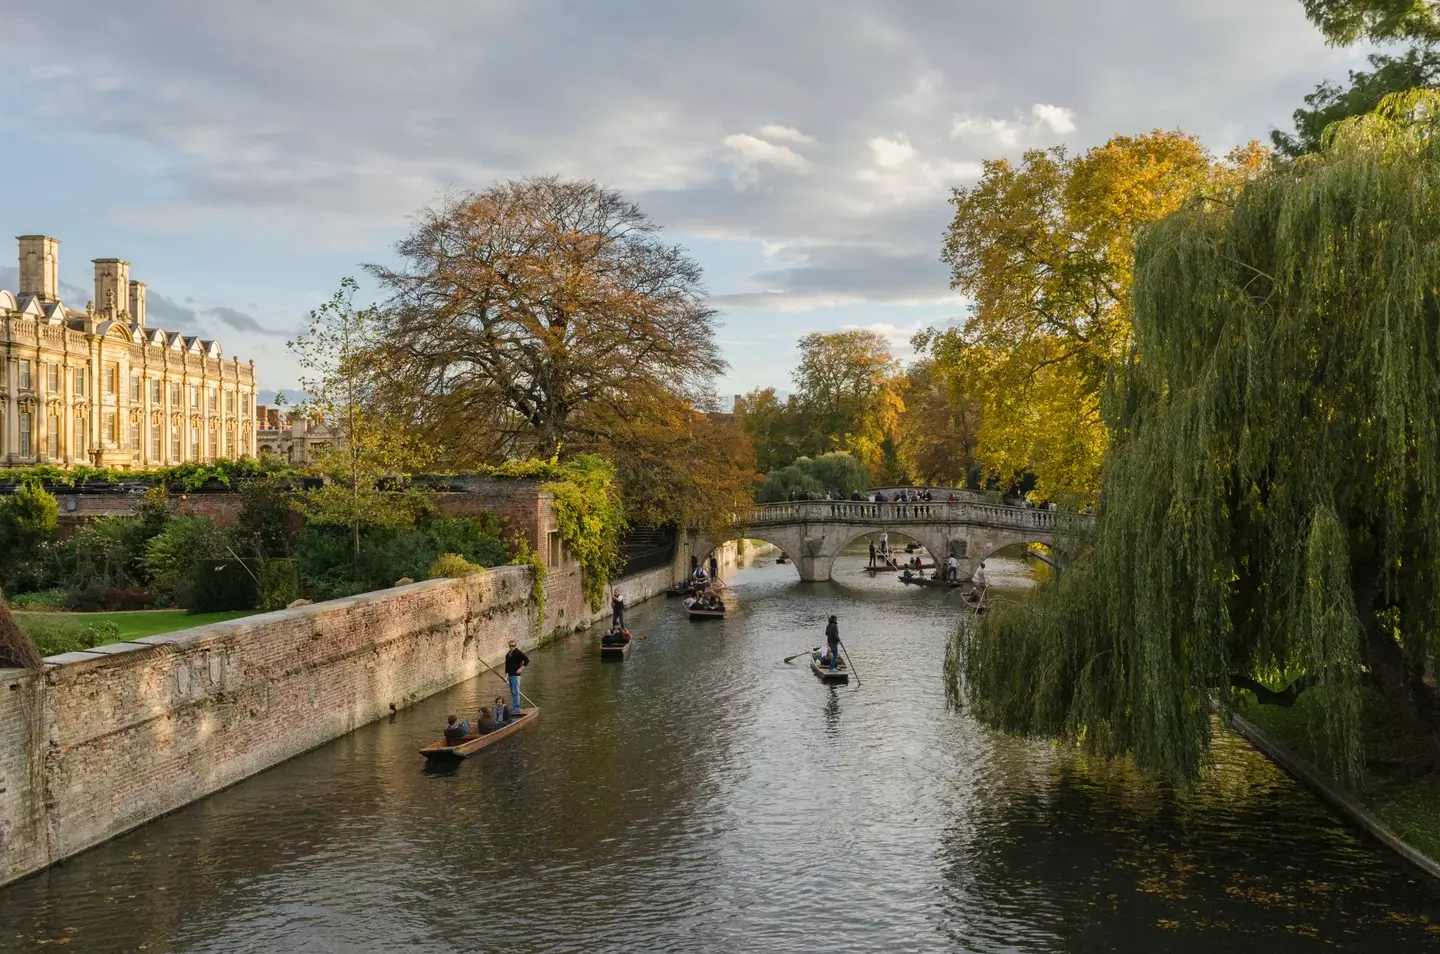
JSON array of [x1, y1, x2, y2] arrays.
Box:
[[0, 235, 258, 468]]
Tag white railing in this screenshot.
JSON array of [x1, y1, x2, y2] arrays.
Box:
[[746, 501, 1090, 531]]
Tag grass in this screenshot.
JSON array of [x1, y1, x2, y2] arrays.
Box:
[[15, 609, 260, 657], [1242, 689, 1440, 861]]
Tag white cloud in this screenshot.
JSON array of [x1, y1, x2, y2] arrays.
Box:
[[756, 124, 816, 144], [721, 131, 812, 186], [950, 102, 1079, 146], [867, 135, 918, 169]]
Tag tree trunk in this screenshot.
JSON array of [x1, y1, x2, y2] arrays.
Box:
[[1352, 564, 1440, 770]]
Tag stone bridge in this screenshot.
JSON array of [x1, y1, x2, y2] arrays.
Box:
[[693, 500, 1091, 582]]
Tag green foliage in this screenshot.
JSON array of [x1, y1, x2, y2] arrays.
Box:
[[0, 457, 294, 490], [293, 515, 509, 601], [238, 478, 296, 558], [510, 536, 547, 634], [20, 615, 121, 657], [186, 558, 259, 612], [955, 92, 1440, 785], [542, 454, 625, 608], [755, 453, 869, 503], [1272, 48, 1440, 157], [0, 481, 60, 590], [259, 559, 300, 610], [6, 588, 66, 612], [144, 516, 230, 604], [1301, 0, 1440, 44], [429, 552, 480, 579]]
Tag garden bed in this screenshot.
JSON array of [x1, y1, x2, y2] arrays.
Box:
[[15, 610, 260, 657]]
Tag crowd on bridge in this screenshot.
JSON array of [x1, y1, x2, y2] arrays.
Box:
[[787, 488, 959, 503]]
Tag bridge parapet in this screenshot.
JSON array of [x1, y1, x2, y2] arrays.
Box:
[[745, 501, 1090, 532]]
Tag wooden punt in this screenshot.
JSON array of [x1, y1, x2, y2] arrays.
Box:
[[600, 638, 633, 660], [683, 597, 726, 619], [898, 575, 963, 588], [419, 708, 539, 759], [810, 658, 851, 683]]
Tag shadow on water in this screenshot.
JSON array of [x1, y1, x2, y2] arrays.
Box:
[[0, 551, 1435, 953]]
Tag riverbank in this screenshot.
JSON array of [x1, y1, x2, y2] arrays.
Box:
[[1241, 690, 1440, 866], [0, 538, 726, 888]]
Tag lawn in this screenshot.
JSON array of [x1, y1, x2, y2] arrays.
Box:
[[1242, 690, 1440, 862], [15, 609, 260, 657]]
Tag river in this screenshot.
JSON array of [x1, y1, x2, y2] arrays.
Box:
[[2, 551, 1438, 952]]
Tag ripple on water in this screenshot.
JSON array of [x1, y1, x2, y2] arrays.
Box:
[[0, 553, 1437, 953]]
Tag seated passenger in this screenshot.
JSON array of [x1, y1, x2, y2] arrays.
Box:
[[476, 707, 499, 734], [492, 696, 510, 725], [443, 714, 472, 745]]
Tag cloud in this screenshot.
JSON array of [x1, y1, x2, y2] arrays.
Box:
[[843, 317, 963, 360], [951, 103, 1079, 146], [867, 135, 918, 169], [756, 124, 816, 144], [203, 305, 282, 336], [722, 130, 812, 186], [144, 291, 203, 332]]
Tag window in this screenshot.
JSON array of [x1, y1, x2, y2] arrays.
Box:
[[74, 368, 87, 397], [171, 422, 181, 463], [208, 387, 217, 412], [47, 414, 58, 458], [189, 385, 199, 409], [190, 429, 200, 461], [75, 415, 87, 459], [47, 363, 59, 393], [19, 413, 31, 457], [151, 378, 162, 404], [19, 360, 31, 391], [152, 421, 162, 460], [170, 382, 181, 406], [130, 374, 141, 402], [208, 427, 217, 458], [225, 390, 235, 414], [103, 363, 119, 395], [103, 411, 117, 445], [129, 418, 140, 454]]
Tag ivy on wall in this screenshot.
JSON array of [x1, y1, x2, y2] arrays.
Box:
[[540, 454, 626, 609]]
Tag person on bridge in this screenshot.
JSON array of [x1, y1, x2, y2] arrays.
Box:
[[611, 588, 625, 629], [868, 540, 877, 567], [948, 492, 957, 503], [824, 615, 842, 672], [504, 640, 529, 714]]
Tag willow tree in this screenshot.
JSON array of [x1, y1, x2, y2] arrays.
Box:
[[954, 93, 1440, 783]]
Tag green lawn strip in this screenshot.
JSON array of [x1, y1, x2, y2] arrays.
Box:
[[15, 610, 259, 656], [1242, 690, 1440, 861]]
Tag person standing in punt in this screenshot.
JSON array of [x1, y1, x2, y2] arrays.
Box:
[[824, 615, 841, 673], [611, 588, 625, 630], [868, 540, 877, 568], [504, 640, 529, 713]]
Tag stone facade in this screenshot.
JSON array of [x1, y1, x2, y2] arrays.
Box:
[[0, 235, 258, 469], [254, 405, 339, 465]]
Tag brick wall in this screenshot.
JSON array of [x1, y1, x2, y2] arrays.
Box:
[[0, 555, 681, 888]]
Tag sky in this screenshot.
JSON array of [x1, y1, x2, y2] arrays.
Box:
[[0, 0, 1366, 401]]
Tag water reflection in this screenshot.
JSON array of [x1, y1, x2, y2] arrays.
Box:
[[0, 552, 1435, 952]]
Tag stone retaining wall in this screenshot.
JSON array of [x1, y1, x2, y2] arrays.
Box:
[[0, 549, 688, 887]]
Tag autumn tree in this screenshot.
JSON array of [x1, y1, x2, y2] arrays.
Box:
[[929, 131, 1267, 506], [954, 94, 1440, 784], [288, 279, 432, 560], [734, 387, 803, 473], [790, 330, 903, 480], [893, 359, 980, 487], [1275, 0, 1440, 156], [366, 177, 725, 462]]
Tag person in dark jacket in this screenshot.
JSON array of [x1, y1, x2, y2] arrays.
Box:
[[708, 554, 719, 582], [868, 541, 877, 567], [504, 640, 529, 712], [443, 714, 472, 745], [611, 588, 625, 629], [825, 615, 841, 672]]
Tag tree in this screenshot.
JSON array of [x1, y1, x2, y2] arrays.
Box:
[[734, 387, 804, 473], [755, 453, 869, 503], [365, 177, 725, 463], [953, 93, 1440, 784], [1275, 1, 1440, 156], [931, 131, 1267, 506], [893, 359, 980, 487], [288, 279, 433, 560], [0, 481, 59, 590], [791, 330, 903, 479]]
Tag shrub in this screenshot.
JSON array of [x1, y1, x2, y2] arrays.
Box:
[[6, 587, 67, 612], [145, 516, 228, 603], [103, 587, 154, 611], [429, 552, 479, 579], [19, 615, 121, 656], [187, 558, 259, 612], [259, 559, 300, 610], [64, 580, 108, 612]]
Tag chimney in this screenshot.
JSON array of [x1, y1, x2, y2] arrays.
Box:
[[92, 259, 131, 319], [128, 280, 147, 326], [17, 235, 60, 302]]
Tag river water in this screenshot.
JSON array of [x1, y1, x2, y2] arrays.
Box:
[[2, 552, 1439, 952]]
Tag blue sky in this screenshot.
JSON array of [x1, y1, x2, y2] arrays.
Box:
[[0, 1, 1363, 400]]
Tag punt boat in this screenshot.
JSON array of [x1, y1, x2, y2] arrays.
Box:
[[683, 596, 726, 619], [418, 708, 539, 759], [600, 638, 633, 660], [810, 657, 850, 684], [898, 575, 963, 588]]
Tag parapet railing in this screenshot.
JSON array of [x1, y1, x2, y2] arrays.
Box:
[[745, 501, 1091, 531]]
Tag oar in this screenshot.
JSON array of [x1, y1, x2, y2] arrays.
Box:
[[838, 641, 862, 687], [477, 650, 539, 710], [784, 646, 821, 664]]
